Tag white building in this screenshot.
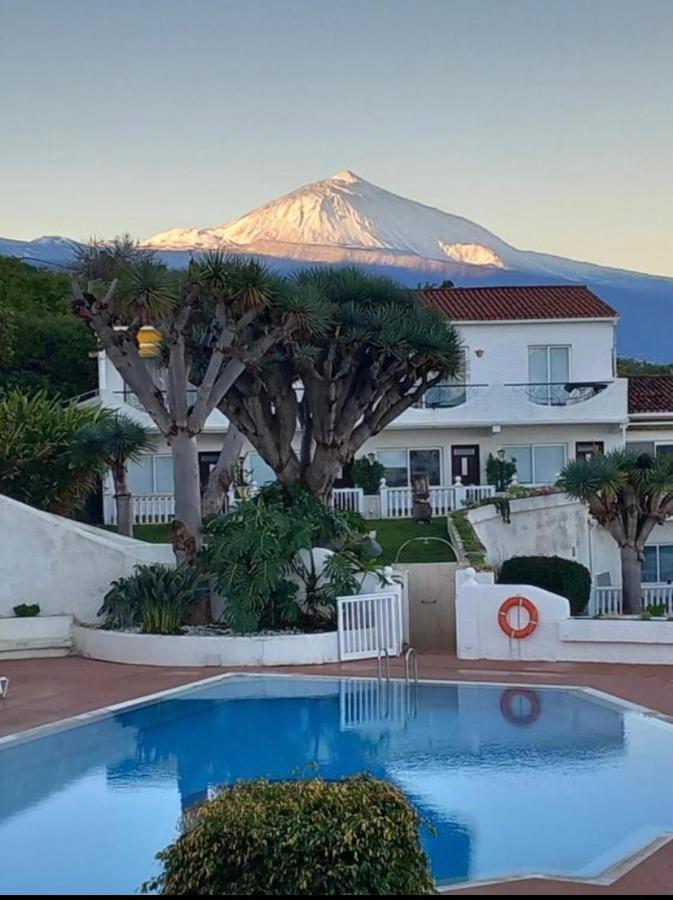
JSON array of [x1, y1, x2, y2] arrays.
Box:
[[93, 284, 670, 527]]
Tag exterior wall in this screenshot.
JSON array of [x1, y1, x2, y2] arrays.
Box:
[[466, 492, 673, 588], [455, 319, 616, 385], [361, 423, 624, 486], [0, 495, 173, 623], [456, 572, 673, 664]]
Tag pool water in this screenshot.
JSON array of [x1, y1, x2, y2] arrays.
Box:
[[2, 675, 673, 894]]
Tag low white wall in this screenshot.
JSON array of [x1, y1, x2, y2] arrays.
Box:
[[457, 570, 673, 665], [0, 614, 73, 659], [467, 493, 621, 586], [0, 495, 174, 624], [73, 625, 339, 667]]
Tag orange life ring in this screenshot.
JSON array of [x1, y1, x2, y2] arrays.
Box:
[[498, 595, 538, 639], [500, 688, 542, 726]]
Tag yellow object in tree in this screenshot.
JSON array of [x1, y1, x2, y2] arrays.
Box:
[[137, 326, 161, 358]]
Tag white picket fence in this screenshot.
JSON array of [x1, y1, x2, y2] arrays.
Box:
[[380, 482, 495, 518], [103, 485, 364, 525], [589, 584, 673, 616], [337, 591, 404, 661]]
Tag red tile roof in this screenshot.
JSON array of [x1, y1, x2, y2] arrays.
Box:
[[628, 375, 673, 414], [419, 284, 618, 322]]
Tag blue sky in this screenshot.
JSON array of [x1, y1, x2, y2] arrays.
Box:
[[1, 0, 672, 275]]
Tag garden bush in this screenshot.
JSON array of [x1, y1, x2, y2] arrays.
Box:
[[99, 563, 208, 631], [202, 483, 378, 633], [498, 555, 591, 615], [143, 774, 436, 896], [352, 455, 385, 495]]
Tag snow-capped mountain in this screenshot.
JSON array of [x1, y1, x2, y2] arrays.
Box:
[[2, 169, 672, 358]]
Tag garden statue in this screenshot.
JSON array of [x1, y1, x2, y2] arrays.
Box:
[[411, 473, 432, 524]]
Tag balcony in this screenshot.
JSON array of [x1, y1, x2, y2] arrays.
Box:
[[395, 378, 628, 429], [504, 381, 611, 407]]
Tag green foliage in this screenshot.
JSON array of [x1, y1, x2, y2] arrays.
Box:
[[352, 456, 385, 495], [0, 390, 106, 514], [499, 555, 591, 616], [0, 302, 16, 366], [617, 357, 673, 376], [143, 774, 436, 896], [485, 452, 517, 489], [13, 603, 40, 617], [202, 483, 372, 633], [99, 563, 207, 631], [0, 259, 96, 399], [558, 449, 673, 529], [450, 510, 487, 566], [73, 412, 155, 477], [644, 602, 666, 618]]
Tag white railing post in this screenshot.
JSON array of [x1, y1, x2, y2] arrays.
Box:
[[453, 475, 468, 509], [379, 477, 389, 517]]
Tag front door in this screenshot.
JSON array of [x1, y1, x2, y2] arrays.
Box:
[[198, 452, 219, 494], [451, 445, 481, 485]]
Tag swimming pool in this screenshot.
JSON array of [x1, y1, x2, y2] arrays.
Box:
[[1, 674, 673, 893]]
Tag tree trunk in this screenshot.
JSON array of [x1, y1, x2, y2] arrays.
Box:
[[620, 544, 643, 615], [112, 470, 133, 538], [170, 430, 202, 560], [201, 425, 245, 518]]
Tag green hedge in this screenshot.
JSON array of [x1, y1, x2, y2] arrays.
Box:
[[498, 555, 591, 615], [143, 775, 436, 896]]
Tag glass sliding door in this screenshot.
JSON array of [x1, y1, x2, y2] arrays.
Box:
[[528, 345, 570, 405], [409, 449, 441, 485]]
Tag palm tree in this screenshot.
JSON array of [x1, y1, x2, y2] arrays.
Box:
[[74, 413, 155, 537], [558, 450, 673, 614]]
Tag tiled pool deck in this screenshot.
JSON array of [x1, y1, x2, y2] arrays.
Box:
[[3, 653, 673, 895]]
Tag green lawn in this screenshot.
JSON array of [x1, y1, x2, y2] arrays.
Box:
[[106, 518, 455, 564]]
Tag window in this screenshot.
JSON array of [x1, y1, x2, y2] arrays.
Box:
[[643, 545, 673, 584], [249, 452, 276, 485], [528, 345, 570, 405], [657, 444, 673, 459], [378, 449, 441, 487], [576, 441, 604, 462], [423, 349, 469, 408], [502, 444, 566, 484], [626, 441, 655, 457], [127, 455, 174, 494]]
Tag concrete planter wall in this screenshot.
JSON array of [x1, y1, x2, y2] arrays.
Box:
[[0, 614, 73, 659], [74, 625, 340, 667]]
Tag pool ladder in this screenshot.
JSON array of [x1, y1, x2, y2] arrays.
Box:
[[376, 647, 419, 684]]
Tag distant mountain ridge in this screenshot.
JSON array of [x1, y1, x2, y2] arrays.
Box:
[[2, 169, 671, 359]]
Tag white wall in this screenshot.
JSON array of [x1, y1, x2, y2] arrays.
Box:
[[455, 319, 616, 385], [456, 570, 673, 665], [466, 492, 673, 589], [0, 495, 174, 623]]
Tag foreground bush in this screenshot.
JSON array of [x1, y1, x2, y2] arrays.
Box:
[[498, 555, 591, 615], [143, 775, 435, 896]]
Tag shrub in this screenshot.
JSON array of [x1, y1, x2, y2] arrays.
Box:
[[498, 555, 591, 615], [13, 603, 40, 617], [202, 483, 373, 633], [352, 456, 385, 495], [0, 390, 107, 515], [99, 563, 207, 630], [485, 453, 516, 490], [143, 775, 436, 896]]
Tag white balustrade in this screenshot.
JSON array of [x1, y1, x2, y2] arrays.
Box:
[[589, 584, 673, 617], [330, 487, 365, 513], [378, 477, 495, 518]]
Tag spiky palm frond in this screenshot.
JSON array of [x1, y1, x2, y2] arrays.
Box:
[[73, 412, 156, 472], [278, 283, 333, 338], [117, 260, 177, 320]]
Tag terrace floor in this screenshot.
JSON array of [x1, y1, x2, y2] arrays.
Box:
[[3, 653, 673, 894]]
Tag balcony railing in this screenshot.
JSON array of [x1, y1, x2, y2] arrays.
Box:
[[506, 381, 611, 407], [589, 583, 673, 617], [415, 384, 487, 409], [115, 389, 198, 411]]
